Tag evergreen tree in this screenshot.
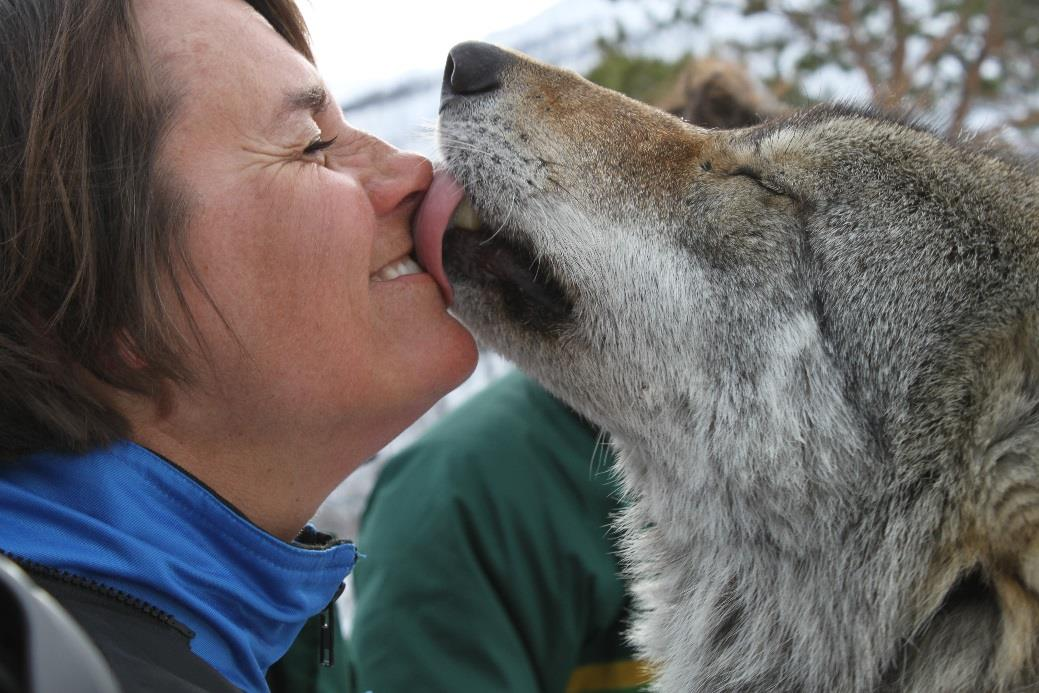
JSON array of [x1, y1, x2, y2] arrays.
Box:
[[599, 0, 1037, 146]]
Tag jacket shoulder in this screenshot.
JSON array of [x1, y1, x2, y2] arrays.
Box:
[[9, 560, 238, 693], [0, 556, 119, 693]]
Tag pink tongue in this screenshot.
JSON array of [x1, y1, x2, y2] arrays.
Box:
[[414, 170, 465, 305]]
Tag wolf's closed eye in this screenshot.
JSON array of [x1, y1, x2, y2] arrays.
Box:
[[731, 165, 786, 196]]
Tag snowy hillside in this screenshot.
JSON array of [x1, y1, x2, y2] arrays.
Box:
[[338, 0, 879, 158], [342, 0, 748, 155]]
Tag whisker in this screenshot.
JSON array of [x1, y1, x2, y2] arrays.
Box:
[[480, 192, 517, 246], [438, 137, 497, 159], [546, 175, 582, 205], [591, 428, 613, 477]]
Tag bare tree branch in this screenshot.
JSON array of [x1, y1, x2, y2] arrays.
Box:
[[948, 0, 1004, 138], [780, 9, 819, 42], [976, 108, 1039, 142], [839, 0, 881, 100], [887, 0, 909, 105], [1009, 108, 1039, 130], [909, 9, 970, 75]]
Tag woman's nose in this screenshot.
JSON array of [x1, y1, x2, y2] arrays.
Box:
[[365, 146, 433, 217]]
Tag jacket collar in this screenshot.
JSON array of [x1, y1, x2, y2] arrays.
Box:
[[0, 441, 357, 692]]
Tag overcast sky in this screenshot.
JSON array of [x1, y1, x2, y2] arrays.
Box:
[[297, 0, 561, 101]]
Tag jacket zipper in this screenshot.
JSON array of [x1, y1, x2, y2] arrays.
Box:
[[2, 550, 196, 639], [318, 580, 346, 667]]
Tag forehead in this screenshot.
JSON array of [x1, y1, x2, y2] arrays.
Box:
[[135, 0, 316, 127]]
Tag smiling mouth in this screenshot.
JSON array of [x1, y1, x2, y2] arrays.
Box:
[[371, 255, 424, 282]]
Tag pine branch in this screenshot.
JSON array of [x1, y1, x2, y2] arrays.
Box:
[[909, 9, 969, 74]]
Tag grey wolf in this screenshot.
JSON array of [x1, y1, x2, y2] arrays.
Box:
[[414, 41, 1039, 692]]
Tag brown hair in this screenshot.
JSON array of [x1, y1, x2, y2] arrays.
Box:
[[0, 0, 313, 459]]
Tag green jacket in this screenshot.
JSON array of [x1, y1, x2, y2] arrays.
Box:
[[348, 371, 650, 693]]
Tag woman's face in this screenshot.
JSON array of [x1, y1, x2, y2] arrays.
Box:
[[136, 0, 477, 460]]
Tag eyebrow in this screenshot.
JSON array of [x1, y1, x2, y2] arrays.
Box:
[[276, 84, 331, 123]]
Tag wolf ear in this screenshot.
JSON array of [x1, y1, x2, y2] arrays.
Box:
[[981, 427, 1039, 580], [967, 341, 1039, 679], [652, 58, 787, 129], [973, 324, 1039, 595]]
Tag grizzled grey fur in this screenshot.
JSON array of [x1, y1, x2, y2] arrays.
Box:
[[435, 45, 1039, 693]]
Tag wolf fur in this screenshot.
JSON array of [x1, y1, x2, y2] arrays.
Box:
[[433, 45, 1039, 692]]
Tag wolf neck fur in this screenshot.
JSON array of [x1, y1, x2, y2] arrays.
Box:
[[608, 312, 933, 692]]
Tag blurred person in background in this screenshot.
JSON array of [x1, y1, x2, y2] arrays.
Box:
[[349, 371, 649, 693], [0, 0, 476, 691]]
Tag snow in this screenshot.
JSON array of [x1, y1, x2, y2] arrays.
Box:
[[340, 0, 690, 157], [299, 0, 564, 100]]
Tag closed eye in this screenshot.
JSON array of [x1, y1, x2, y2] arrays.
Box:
[[732, 165, 786, 196], [303, 134, 338, 156]]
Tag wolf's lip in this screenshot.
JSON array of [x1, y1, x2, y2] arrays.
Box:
[[414, 170, 466, 305]]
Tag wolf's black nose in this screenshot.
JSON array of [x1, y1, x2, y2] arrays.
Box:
[[441, 42, 514, 104]]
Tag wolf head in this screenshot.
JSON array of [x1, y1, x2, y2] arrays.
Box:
[[416, 42, 1039, 691]]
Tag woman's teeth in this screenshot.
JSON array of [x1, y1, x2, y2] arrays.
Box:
[[373, 256, 424, 282], [373, 197, 479, 284]]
